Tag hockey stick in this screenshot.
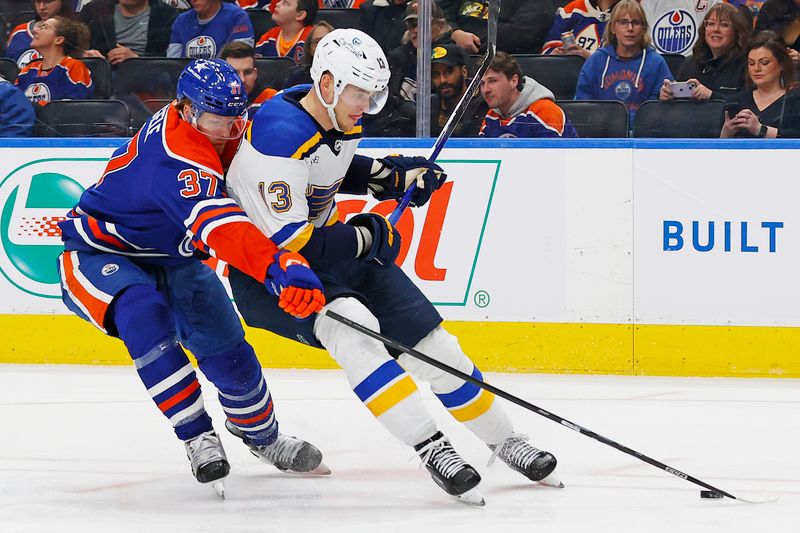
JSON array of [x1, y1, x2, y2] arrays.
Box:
[[319, 307, 777, 504], [387, 0, 500, 225]]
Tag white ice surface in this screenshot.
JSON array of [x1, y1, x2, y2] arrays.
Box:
[[0, 366, 797, 533]]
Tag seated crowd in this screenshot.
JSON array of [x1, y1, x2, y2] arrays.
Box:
[[2, 0, 799, 138]]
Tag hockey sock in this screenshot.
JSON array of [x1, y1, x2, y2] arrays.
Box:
[[314, 297, 437, 446], [197, 341, 278, 446], [112, 284, 212, 441], [400, 326, 513, 445]]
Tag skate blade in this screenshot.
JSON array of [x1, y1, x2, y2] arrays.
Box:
[[537, 471, 564, 488], [211, 479, 225, 499], [457, 486, 486, 506], [308, 461, 331, 476]]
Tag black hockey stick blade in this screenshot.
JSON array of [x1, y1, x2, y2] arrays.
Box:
[[319, 307, 778, 504]]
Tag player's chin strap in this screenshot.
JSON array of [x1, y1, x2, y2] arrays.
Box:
[[314, 82, 344, 132]]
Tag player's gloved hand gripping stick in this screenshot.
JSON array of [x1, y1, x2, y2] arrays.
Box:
[[387, 0, 501, 225]]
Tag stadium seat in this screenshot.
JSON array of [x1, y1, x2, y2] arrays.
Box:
[[113, 57, 190, 127], [556, 100, 629, 138], [248, 8, 275, 39], [0, 57, 18, 82], [515, 54, 585, 100], [130, 98, 173, 132], [0, 14, 7, 56], [80, 57, 111, 99], [633, 100, 725, 138], [34, 99, 130, 137], [10, 10, 33, 28], [661, 53, 687, 78], [316, 7, 360, 29], [255, 56, 295, 89]]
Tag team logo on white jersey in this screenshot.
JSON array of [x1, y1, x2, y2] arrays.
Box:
[[186, 35, 217, 59], [652, 10, 696, 54], [16, 49, 41, 69], [24, 83, 51, 104]]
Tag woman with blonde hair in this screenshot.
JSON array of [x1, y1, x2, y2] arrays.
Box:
[[575, 0, 672, 122], [15, 16, 93, 105], [660, 3, 751, 100]]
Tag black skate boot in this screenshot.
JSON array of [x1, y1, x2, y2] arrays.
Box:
[[225, 420, 331, 475], [489, 433, 562, 487], [184, 430, 230, 498], [414, 432, 484, 506]]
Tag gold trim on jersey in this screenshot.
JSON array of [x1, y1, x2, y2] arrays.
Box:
[[291, 132, 323, 160], [282, 223, 314, 252]]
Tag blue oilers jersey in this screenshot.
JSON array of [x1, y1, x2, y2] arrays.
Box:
[[168, 3, 254, 59], [226, 85, 362, 253], [479, 100, 578, 138], [59, 103, 277, 280], [255, 26, 312, 64], [6, 22, 42, 68], [15, 57, 93, 104]]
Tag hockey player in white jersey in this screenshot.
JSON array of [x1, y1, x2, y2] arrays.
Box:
[[225, 28, 561, 505]]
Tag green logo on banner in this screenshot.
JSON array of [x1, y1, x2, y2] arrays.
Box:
[[0, 159, 101, 298]]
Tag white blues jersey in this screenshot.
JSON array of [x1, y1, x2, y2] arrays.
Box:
[[643, 0, 721, 56], [226, 85, 362, 253]]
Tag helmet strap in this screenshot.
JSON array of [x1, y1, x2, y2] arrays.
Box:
[[313, 76, 344, 132]]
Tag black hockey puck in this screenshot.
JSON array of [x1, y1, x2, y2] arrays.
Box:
[[700, 490, 723, 499]]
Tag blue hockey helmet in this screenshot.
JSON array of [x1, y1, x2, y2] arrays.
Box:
[[176, 59, 248, 118]]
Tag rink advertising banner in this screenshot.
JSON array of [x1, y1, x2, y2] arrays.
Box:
[[1, 138, 799, 377]]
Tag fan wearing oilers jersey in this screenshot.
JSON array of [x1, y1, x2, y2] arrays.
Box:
[[167, 0, 254, 59], [225, 28, 562, 506], [643, 0, 721, 57], [56, 59, 328, 498]]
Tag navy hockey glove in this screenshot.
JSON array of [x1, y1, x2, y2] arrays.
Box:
[[266, 251, 326, 319], [368, 155, 446, 207], [348, 213, 401, 268]]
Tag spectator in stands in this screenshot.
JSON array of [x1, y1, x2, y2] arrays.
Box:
[[16, 16, 93, 104], [284, 20, 333, 86], [255, 0, 317, 63], [387, 2, 453, 105], [359, 0, 411, 53], [0, 74, 35, 136], [660, 4, 750, 101], [575, 0, 672, 123], [439, 0, 555, 54], [643, 0, 722, 57], [479, 51, 578, 137], [542, 0, 620, 57], [80, 0, 177, 64], [168, 0, 254, 59], [756, 0, 800, 59], [6, 0, 74, 68], [721, 32, 800, 137], [220, 41, 276, 106], [431, 43, 485, 136]]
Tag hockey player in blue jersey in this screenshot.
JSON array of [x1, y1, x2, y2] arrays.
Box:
[[57, 59, 328, 498], [225, 28, 562, 505]]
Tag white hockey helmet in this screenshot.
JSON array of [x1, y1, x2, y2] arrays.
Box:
[[310, 28, 390, 131]]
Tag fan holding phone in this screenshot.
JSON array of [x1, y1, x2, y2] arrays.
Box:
[[659, 4, 750, 101], [720, 33, 800, 138]]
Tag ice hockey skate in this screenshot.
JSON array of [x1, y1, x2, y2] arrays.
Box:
[[225, 420, 330, 475], [415, 432, 484, 506], [489, 433, 563, 488], [184, 430, 230, 498]]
